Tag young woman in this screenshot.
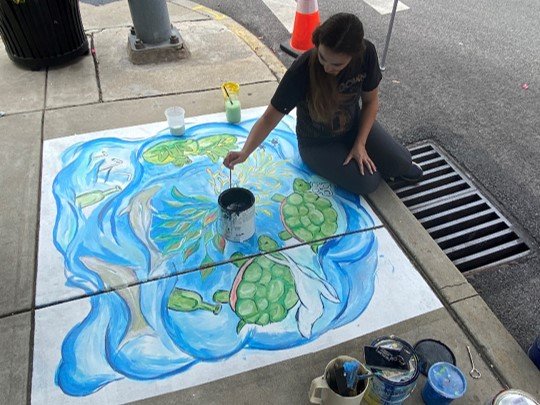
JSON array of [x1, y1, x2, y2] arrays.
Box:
[[223, 13, 422, 195]]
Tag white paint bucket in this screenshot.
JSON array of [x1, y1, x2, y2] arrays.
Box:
[[309, 355, 370, 404], [218, 187, 255, 242]]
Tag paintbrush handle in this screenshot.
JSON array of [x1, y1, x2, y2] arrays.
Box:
[[356, 371, 381, 381], [223, 86, 234, 105]]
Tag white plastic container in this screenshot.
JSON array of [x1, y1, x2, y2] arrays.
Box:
[[165, 106, 185, 135]]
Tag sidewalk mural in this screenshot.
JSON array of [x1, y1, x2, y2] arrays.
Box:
[[33, 108, 441, 404]]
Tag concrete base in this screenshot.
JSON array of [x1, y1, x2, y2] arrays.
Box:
[[97, 21, 275, 102], [127, 27, 190, 65]]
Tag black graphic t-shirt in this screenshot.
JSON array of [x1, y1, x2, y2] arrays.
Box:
[[271, 40, 382, 140]]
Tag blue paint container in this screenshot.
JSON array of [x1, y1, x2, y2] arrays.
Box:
[[363, 336, 419, 405], [528, 335, 540, 369], [422, 362, 467, 405]]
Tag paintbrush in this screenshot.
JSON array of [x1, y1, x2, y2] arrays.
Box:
[[343, 360, 360, 396], [357, 371, 382, 380], [342, 360, 383, 396], [223, 86, 234, 105]]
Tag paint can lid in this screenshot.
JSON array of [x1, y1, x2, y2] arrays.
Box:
[[493, 389, 540, 405], [370, 336, 419, 384], [414, 339, 456, 376], [427, 362, 467, 399]]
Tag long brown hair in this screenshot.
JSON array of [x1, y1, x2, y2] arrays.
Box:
[[308, 13, 366, 124]]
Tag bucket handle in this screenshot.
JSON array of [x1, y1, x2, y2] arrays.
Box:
[[309, 376, 327, 404]]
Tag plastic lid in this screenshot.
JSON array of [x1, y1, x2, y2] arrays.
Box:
[[428, 362, 467, 399], [414, 339, 456, 376]]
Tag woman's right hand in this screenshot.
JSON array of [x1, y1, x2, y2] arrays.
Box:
[[223, 150, 248, 169]]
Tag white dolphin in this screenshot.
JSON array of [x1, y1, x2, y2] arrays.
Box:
[[119, 185, 164, 270], [80, 256, 153, 346], [268, 252, 339, 338]]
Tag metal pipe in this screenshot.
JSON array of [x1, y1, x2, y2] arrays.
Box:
[[127, 0, 172, 44], [380, 0, 399, 71]]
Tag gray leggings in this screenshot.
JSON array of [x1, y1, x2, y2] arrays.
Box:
[[298, 121, 412, 195]]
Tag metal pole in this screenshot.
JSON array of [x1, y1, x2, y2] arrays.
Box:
[[127, 0, 172, 44], [380, 0, 399, 71]]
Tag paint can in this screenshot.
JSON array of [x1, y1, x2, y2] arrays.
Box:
[[363, 336, 419, 404], [528, 334, 540, 369], [218, 187, 255, 242], [421, 362, 467, 404], [485, 389, 540, 405]]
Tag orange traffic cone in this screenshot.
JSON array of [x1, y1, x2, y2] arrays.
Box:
[[280, 0, 320, 58]]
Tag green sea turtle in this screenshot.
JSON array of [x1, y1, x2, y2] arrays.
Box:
[[272, 178, 338, 251], [213, 236, 299, 333]]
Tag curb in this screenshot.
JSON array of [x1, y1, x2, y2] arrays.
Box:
[[367, 182, 540, 397], [170, 0, 287, 81]]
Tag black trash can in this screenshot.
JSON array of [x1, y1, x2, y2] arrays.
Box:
[[0, 0, 88, 69]]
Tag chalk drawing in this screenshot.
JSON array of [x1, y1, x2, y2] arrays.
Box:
[[32, 107, 441, 404]]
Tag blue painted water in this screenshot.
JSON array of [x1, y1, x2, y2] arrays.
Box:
[[51, 117, 378, 396]]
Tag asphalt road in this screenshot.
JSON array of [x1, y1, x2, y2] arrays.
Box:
[[85, 0, 540, 352]]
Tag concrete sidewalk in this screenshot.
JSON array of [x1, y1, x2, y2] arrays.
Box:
[[0, 0, 538, 403]]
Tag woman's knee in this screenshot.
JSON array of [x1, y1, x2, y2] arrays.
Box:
[[299, 146, 381, 195], [367, 122, 413, 177]]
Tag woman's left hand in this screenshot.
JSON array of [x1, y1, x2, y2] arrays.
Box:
[[343, 144, 377, 175]]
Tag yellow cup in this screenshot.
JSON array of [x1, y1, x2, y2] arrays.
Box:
[[221, 81, 240, 100]]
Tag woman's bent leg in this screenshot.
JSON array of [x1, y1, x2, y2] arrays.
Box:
[[299, 141, 381, 196], [365, 121, 412, 178]]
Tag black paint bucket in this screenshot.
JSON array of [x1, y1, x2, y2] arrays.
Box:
[[218, 187, 255, 242]]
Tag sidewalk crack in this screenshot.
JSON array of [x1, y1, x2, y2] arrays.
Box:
[[89, 33, 103, 103], [440, 281, 469, 290], [448, 293, 478, 306]]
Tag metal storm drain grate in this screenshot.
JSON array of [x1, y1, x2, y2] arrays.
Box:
[[389, 143, 530, 273]]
